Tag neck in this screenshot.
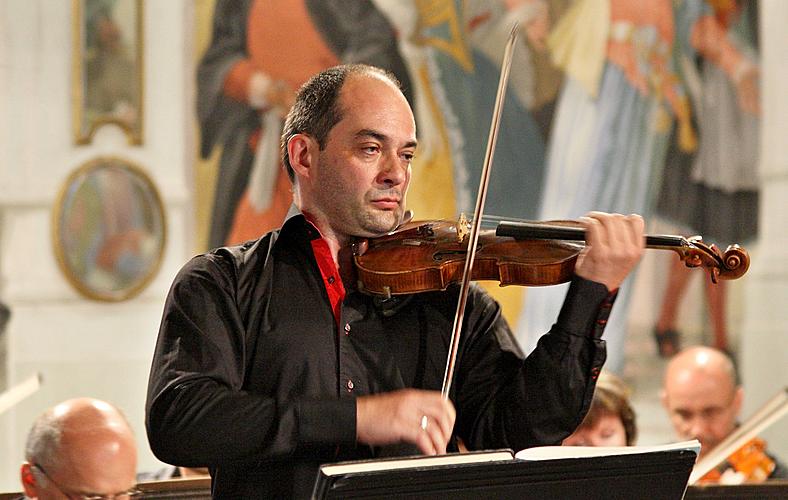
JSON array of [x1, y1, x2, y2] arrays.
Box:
[[301, 210, 348, 259], [314, 225, 358, 289]]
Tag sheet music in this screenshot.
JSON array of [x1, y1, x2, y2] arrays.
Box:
[[515, 439, 701, 461]]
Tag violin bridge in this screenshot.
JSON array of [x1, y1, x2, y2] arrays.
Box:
[[457, 213, 470, 243]]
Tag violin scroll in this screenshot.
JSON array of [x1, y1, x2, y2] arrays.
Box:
[[672, 238, 750, 283]]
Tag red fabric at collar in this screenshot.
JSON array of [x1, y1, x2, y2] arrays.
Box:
[[309, 237, 346, 330]]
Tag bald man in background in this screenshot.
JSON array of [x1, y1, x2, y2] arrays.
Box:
[[19, 397, 139, 499], [662, 346, 786, 482]]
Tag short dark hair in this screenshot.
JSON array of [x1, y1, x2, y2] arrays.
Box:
[[280, 64, 401, 182]]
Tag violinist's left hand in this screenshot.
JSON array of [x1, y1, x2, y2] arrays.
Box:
[[574, 212, 645, 292]]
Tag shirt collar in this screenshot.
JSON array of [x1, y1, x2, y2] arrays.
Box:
[[282, 204, 322, 241]]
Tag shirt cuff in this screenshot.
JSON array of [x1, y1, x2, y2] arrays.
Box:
[[555, 276, 618, 339], [297, 398, 357, 445]]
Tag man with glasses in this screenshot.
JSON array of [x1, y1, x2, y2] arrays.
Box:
[[20, 397, 141, 499], [662, 346, 786, 482]]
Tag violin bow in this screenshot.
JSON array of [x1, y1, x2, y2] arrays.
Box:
[[689, 387, 788, 484], [441, 22, 520, 399]]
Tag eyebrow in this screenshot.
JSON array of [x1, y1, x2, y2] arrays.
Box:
[[355, 129, 417, 149]]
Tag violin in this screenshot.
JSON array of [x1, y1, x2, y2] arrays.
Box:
[[690, 387, 788, 485], [698, 437, 776, 484], [354, 215, 750, 298]]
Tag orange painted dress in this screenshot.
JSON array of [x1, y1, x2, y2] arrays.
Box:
[[198, 0, 412, 248], [223, 0, 340, 245]]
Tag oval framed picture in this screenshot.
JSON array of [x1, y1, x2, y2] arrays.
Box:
[[53, 157, 166, 301]]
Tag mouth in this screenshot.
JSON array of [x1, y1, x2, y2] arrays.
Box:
[[370, 198, 400, 210]]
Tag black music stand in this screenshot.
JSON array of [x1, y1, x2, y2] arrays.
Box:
[[312, 447, 698, 499]]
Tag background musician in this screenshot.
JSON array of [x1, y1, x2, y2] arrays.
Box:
[[19, 398, 139, 499], [662, 346, 787, 483], [562, 370, 637, 447]]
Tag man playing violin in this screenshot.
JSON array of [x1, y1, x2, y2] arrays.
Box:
[[662, 346, 787, 483], [146, 64, 646, 497]]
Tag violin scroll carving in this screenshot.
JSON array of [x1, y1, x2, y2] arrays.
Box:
[[674, 237, 749, 283]]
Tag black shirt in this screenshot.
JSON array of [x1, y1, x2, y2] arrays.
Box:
[[146, 211, 615, 498]]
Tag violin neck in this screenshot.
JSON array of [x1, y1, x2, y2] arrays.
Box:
[[495, 221, 686, 248]]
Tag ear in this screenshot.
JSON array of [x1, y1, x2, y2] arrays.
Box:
[[20, 462, 38, 497], [287, 133, 317, 181], [732, 386, 744, 415], [660, 388, 668, 409]]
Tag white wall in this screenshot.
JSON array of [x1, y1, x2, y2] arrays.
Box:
[[0, 0, 195, 490], [739, 0, 788, 462]]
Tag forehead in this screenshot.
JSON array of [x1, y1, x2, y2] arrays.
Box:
[[334, 73, 416, 139], [60, 429, 137, 489], [666, 371, 734, 408], [583, 409, 621, 428]]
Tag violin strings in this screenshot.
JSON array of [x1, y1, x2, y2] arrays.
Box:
[[474, 214, 534, 228]]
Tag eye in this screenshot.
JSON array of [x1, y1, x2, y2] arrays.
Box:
[[401, 151, 415, 162], [362, 145, 380, 155], [701, 407, 724, 419]]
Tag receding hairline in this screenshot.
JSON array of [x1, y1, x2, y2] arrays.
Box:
[[664, 347, 739, 390], [333, 72, 417, 149], [24, 398, 134, 468], [281, 63, 406, 184], [335, 68, 411, 120]]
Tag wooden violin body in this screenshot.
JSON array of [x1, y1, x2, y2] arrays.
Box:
[[355, 219, 582, 297], [354, 218, 750, 298], [699, 438, 777, 484]]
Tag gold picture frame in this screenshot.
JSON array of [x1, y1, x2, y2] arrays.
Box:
[[72, 0, 144, 145], [52, 157, 166, 301]]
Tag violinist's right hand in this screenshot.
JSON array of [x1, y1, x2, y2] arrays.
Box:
[[574, 212, 645, 291], [356, 389, 456, 455]]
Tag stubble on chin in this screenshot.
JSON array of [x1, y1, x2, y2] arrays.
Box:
[[358, 207, 401, 236]]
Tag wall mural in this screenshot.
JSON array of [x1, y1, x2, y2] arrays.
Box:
[[195, 0, 759, 370]]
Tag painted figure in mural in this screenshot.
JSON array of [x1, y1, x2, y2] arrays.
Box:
[[61, 165, 161, 294], [197, 0, 414, 248], [372, 0, 551, 221], [84, 0, 139, 127], [516, 0, 759, 373], [653, 0, 760, 357]]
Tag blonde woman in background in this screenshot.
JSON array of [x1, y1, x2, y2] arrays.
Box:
[[563, 371, 637, 447]]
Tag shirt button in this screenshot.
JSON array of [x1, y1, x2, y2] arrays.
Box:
[[346, 379, 354, 392], [328, 276, 335, 284], [344, 323, 351, 335]]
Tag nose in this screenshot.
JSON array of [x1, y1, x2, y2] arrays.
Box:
[[377, 153, 408, 188], [687, 417, 710, 442]]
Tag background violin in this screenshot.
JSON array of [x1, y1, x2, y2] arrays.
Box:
[[698, 437, 776, 484], [690, 387, 787, 485], [354, 216, 750, 298]]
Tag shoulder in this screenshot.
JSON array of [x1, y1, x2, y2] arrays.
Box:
[[173, 231, 280, 289]]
